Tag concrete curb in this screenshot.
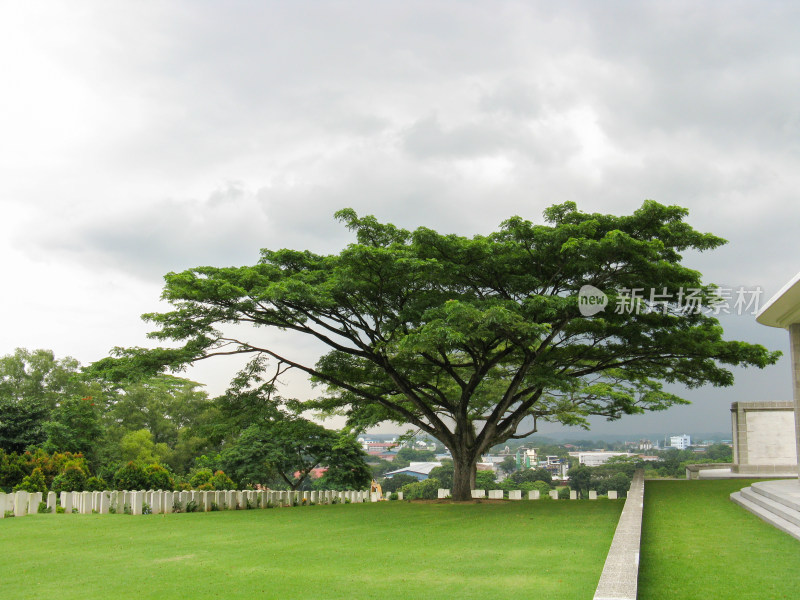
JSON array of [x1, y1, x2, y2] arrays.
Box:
[[593, 469, 644, 600]]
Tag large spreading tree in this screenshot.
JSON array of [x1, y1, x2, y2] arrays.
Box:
[[94, 201, 779, 500]]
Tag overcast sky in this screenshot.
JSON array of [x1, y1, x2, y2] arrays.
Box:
[[2, 1, 799, 440]]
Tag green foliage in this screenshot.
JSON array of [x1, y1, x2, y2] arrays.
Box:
[[508, 467, 552, 486], [400, 477, 441, 500], [567, 466, 592, 497], [209, 470, 236, 490], [85, 476, 108, 491], [0, 449, 26, 491], [498, 456, 517, 475], [221, 416, 368, 490], [13, 467, 48, 493], [428, 461, 453, 488], [50, 462, 88, 493], [113, 461, 149, 490], [88, 203, 780, 500], [37, 500, 49, 513], [558, 486, 571, 499], [189, 469, 213, 489], [474, 470, 499, 490], [42, 396, 102, 458], [0, 349, 85, 453], [530, 480, 553, 496], [380, 473, 419, 493], [144, 464, 174, 490]]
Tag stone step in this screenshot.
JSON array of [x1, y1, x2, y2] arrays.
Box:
[[739, 487, 800, 528], [730, 491, 800, 542], [749, 481, 800, 513]]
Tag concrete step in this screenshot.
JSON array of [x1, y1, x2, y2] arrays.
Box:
[[739, 487, 800, 528], [749, 481, 800, 512], [730, 491, 800, 542]]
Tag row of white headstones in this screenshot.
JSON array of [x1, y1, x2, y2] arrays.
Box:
[[0, 489, 383, 517], [1, 487, 622, 517], [458, 489, 619, 500]]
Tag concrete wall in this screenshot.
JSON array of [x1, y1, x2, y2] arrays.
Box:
[[731, 402, 798, 474]]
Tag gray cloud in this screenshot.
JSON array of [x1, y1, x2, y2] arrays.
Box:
[[5, 0, 800, 437]]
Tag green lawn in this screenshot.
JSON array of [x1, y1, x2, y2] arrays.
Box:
[[639, 479, 800, 600], [1, 499, 621, 599]]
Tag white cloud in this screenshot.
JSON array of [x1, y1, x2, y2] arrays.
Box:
[[2, 0, 799, 435]]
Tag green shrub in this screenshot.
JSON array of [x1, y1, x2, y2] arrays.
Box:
[[114, 462, 148, 490], [50, 463, 87, 493], [144, 464, 175, 491], [13, 467, 48, 493], [189, 469, 213, 489], [380, 473, 418, 493], [210, 470, 236, 490], [85, 476, 108, 492], [530, 480, 552, 496], [557, 486, 571, 499], [400, 477, 441, 500], [37, 500, 49, 513]]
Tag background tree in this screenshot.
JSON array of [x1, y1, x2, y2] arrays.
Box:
[[509, 467, 552, 486], [567, 465, 592, 498], [0, 349, 86, 452], [91, 202, 779, 500], [380, 473, 420, 493], [498, 456, 517, 476]]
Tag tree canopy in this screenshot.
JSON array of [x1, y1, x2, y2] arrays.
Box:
[[92, 201, 779, 500]]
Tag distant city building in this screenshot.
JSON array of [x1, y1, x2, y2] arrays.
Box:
[[569, 451, 631, 467], [514, 447, 538, 469], [669, 434, 691, 450], [541, 456, 569, 479]]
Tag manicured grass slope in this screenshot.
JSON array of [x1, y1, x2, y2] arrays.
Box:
[[639, 479, 800, 600], [1, 500, 621, 599]]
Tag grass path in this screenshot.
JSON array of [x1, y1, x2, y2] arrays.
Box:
[[639, 479, 800, 600], [1, 499, 621, 599]]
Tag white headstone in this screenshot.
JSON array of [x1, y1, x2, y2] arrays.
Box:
[[14, 491, 28, 517], [437, 489, 450, 499], [202, 491, 213, 512], [608, 490, 618, 500], [29, 491, 43, 514], [488, 490, 503, 499], [470, 490, 486, 499], [80, 491, 92, 514], [509, 490, 522, 500], [569, 490, 577, 500], [163, 491, 173, 513], [549, 490, 559, 500], [99, 492, 110, 514], [0, 492, 6, 517], [528, 490, 540, 500], [61, 491, 72, 513], [131, 491, 144, 515], [397, 491, 403, 501], [151, 492, 162, 514], [589, 490, 597, 500]]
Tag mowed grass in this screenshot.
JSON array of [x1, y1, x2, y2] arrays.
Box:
[[1, 499, 621, 599], [639, 479, 800, 600]]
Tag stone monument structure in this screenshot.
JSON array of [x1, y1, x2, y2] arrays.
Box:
[[730, 272, 800, 539]]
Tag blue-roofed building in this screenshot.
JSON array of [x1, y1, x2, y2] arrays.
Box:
[[384, 461, 442, 481]]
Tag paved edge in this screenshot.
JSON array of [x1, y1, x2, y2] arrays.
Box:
[[593, 469, 644, 600]]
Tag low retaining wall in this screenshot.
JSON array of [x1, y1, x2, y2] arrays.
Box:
[[593, 469, 645, 600]]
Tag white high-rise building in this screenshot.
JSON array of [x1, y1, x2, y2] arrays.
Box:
[[670, 434, 691, 450]]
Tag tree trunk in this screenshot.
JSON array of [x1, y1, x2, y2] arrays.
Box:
[[451, 450, 478, 501]]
